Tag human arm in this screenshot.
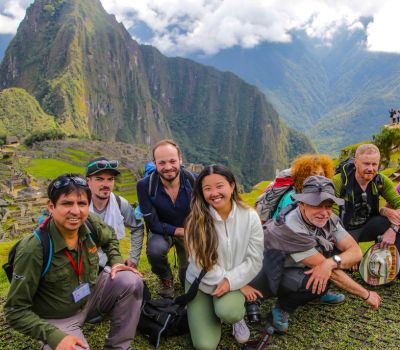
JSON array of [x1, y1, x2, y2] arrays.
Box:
[[136, 178, 177, 236], [5, 238, 71, 349], [240, 285, 263, 302], [55, 335, 88, 350]]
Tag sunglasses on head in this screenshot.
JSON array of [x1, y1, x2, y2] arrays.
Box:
[[50, 175, 88, 196], [303, 182, 334, 193], [87, 160, 119, 171]]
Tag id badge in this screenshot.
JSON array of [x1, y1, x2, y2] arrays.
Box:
[[72, 283, 91, 303]]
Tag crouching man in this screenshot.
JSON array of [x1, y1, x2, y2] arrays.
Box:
[[250, 175, 381, 333], [5, 174, 143, 350]]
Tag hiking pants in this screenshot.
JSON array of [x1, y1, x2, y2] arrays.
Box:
[[42, 269, 143, 350], [146, 231, 187, 284], [349, 215, 400, 251], [185, 281, 245, 350], [251, 267, 322, 313]]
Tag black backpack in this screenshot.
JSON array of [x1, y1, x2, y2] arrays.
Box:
[[3, 216, 99, 283]]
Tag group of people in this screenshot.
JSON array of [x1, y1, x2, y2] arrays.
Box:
[[4, 139, 400, 350], [389, 108, 400, 124]]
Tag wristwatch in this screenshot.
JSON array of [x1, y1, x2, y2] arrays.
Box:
[[333, 255, 342, 268], [390, 224, 399, 234]]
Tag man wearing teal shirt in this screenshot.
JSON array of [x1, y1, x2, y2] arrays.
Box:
[[5, 174, 143, 350]]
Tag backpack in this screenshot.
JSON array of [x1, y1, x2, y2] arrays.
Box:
[[255, 176, 294, 223], [3, 216, 99, 283]]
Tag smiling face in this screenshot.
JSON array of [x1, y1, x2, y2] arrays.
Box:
[[299, 200, 333, 228], [355, 152, 380, 184], [201, 173, 235, 217], [48, 190, 89, 236], [87, 170, 115, 201], [153, 144, 182, 183]]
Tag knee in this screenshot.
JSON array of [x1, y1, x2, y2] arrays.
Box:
[[113, 271, 144, 298], [146, 237, 168, 259], [214, 304, 244, 324]]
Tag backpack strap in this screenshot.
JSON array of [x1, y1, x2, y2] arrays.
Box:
[[33, 217, 53, 278], [114, 193, 122, 211], [148, 171, 159, 202], [181, 168, 196, 191], [84, 217, 100, 245], [174, 269, 206, 306]]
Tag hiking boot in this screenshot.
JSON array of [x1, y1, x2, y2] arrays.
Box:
[[271, 306, 289, 333], [232, 319, 250, 344], [158, 278, 174, 298], [310, 290, 346, 305]]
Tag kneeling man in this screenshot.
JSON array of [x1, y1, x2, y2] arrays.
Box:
[[251, 175, 381, 333], [5, 174, 143, 350]]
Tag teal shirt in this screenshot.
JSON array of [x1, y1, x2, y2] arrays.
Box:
[[272, 189, 296, 218]]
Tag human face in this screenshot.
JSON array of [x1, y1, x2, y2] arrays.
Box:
[[154, 144, 182, 183], [300, 200, 333, 228], [48, 190, 89, 236], [355, 152, 380, 183], [311, 165, 325, 177], [87, 171, 115, 200], [201, 173, 235, 217]]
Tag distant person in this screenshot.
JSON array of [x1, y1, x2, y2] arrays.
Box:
[[389, 108, 397, 124], [333, 144, 400, 253], [397, 110, 400, 124], [185, 165, 264, 348], [137, 139, 196, 298], [5, 174, 143, 350], [250, 176, 381, 333], [86, 157, 144, 268]]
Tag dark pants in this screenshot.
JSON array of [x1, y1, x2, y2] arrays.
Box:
[[348, 215, 400, 251], [251, 267, 321, 313], [146, 232, 187, 284]]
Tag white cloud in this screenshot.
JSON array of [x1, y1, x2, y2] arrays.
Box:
[[2, 0, 400, 55]]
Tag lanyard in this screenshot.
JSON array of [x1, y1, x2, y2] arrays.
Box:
[[64, 241, 83, 279]]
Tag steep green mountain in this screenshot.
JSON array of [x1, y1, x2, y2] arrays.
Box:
[[0, 87, 56, 135], [190, 29, 400, 154], [0, 0, 314, 187]]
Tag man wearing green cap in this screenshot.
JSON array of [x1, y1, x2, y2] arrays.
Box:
[[86, 157, 144, 268]]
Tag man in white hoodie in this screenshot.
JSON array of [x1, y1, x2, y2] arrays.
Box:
[[86, 157, 144, 268]]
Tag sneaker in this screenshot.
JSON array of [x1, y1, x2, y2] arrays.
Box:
[[232, 319, 250, 344], [311, 290, 346, 305], [271, 306, 289, 333], [158, 278, 174, 298]]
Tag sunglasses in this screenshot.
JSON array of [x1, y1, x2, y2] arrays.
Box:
[[303, 181, 334, 193], [50, 175, 88, 196], [87, 160, 119, 171]]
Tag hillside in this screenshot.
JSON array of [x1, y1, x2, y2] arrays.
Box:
[[0, 88, 56, 136], [0, 0, 314, 188]]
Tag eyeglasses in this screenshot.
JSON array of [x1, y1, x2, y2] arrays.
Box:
[[87, 160, 119, 171], [50, 175, 88, 196]]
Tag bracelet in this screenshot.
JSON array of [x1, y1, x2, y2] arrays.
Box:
[[362, 290, 370, 301], [391, 224, 399, 234]]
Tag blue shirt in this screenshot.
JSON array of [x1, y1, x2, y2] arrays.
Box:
[[136, 171, 194, 236]]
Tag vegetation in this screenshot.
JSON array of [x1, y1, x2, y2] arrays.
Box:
[[25, 158, 83, 179], [373, 127, 400, 167], [24, 129, 66, 147]]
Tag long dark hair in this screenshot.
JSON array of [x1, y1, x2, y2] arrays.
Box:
[[185, 165, 248, 271]]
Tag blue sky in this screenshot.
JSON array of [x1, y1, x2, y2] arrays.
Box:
[[1, 0, 400, 56]]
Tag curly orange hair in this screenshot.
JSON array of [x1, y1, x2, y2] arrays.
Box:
[[291, 154, 334, 193]]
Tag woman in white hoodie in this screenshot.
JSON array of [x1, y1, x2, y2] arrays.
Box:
[[185, 164, 264, 350]]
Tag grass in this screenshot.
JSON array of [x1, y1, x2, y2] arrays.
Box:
[[26, 158, 84, 179]]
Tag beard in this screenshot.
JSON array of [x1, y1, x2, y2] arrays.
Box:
[[159, 169, 180, 183]]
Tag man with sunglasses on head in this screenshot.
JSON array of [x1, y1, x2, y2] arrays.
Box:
[[86, 157, 144, 269], [5, 174, 143, 350], [333, 144, 400, 253], [137, 139, 196, 298]]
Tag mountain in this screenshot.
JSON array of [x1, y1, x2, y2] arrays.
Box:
[[0, 0, 313, 187], [189, 29, 400, 154]]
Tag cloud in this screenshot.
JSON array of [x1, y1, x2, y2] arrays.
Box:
[[2, 0, 400, 56], [0, 0, 32, 34]]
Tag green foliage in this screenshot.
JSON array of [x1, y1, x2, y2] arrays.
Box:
[[24, 129, 66, 147], [373, 127, 400, 167], [25, 158, 83, 179]]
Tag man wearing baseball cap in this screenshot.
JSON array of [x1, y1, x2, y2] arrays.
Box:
[[250, 175, 381, 333], [86, 157, 144, 268]]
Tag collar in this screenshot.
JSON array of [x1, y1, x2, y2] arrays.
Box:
[[209, 201, 237, 221], [49, 219, 91, 253]]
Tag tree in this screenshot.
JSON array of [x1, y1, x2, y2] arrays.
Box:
[[373, 128, 400, 167]]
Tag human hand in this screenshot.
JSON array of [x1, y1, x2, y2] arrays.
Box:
[[110, 263, 142, 279], [212, 278, 230, 297], [365, 291, 381, 310], [55, 335, 88, 350], [174, 227, 185, 237], [125, 259, 137, 269], [384, 208, 400, 226], [304, 259, 335, 294], [240, 285, 263, 302], [380, 229, 396, 248]]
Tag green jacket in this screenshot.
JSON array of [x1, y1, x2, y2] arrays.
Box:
[[332, 172, 400, 226], [5, 213, 123, 349]]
